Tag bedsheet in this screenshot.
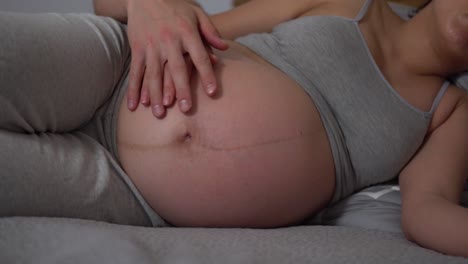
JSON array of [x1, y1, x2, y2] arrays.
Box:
[[1, 217, 467, 264]]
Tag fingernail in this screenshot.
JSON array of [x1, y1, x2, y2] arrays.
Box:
[[209, 54, 218, 64], [152, 104, 164, 117], [163, 95, 171, 106], [128, 99, 136, 110], [207, 84, 216, 95], [179, 99, 191, 112]]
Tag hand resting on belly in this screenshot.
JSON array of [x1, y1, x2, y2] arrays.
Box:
[[117, 42, 335, 228]]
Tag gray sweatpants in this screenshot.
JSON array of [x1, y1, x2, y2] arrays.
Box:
[[0, 12, 165, 227]]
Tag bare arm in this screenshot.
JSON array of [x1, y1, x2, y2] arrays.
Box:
[[399, 95, 468, 258], [210, 0, 328, 39], [93, 0, 203, 22], [389, 0, 429, 7], [92, 0, 331, 117], [93, 0, 330, 39], [94, 0, 229, 117]]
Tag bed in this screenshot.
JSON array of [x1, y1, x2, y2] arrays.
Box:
[[1, 2, 468, 263], [1, 183, 467, 263]]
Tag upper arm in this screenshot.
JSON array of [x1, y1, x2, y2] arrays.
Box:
[[210, 0, 333, 40], [399, 96, 468, 230], [400, 98, 468, 203]]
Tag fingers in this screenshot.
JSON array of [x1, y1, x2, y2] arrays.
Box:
[[127, 50, 145, 111], [126, 4, 224, 117], [140, 83, 150, 106], [195, 8, 229, 51], [144, 47, 165, 118], [163, 63, 175, 107], [169, 53, 192, 113], [206, 45, 219, 65], [182, 27, 218, 97], [162, 55, 194, 108], [167, 44, 193, 113]]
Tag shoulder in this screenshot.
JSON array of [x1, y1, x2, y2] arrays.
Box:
[[454, 92, 468, 122], [400, 88, 468, 200], [447, 93, 468, 129], [429, 85, 468, 133]]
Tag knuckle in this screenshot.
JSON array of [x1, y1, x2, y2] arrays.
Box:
[[146, 75, 162, 90], [150, 91, 162, 102], [127, 90, 136, 99], [172, 62, 187, 73], [176, 18, 195, 36], [127, 86, 137, 95], [176, 83, 190, 93], [129, 70, 140, 79], [164, 84, 174, 93], [145, 35, 156, 47], [148, 66, 162, 78], [163, 84, 173, 94], [146, 78, 159, 90], [141, 81, 149, 92], [154, 69, 163, 79], [192, 54, 211, 66], [158, 26, 175, 43], [129, 39, 142, 50], [129, 80, 138, 89], [131, 54, 144, 67]]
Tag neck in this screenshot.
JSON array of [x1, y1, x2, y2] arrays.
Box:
[[387, 4, 458, 78]]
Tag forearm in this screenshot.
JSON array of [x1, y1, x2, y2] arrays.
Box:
[[402, 195, 468, 258], [389, 0, 429, 7], [93, 0, 202, 23], [93, 0, 318, 39], [211, 0, 319, 39]]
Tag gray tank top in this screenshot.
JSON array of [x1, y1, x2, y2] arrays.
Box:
[[236, 0, 449, 202]]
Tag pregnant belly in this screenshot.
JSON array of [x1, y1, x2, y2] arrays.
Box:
[[117, 41, 335, 228]]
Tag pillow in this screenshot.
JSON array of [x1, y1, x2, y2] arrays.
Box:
[[452, 74, 468, 91], [306, 183, 468, 233], [306, 183, 403, 233]]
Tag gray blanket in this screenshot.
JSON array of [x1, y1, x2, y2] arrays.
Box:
[[1, 217, 467, 264]]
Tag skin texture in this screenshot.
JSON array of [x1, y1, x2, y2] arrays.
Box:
[[95, 0, 229, 117], [93, 0, 330, 117], [109, 0, 468, 257], [117, 42, 335, 227]]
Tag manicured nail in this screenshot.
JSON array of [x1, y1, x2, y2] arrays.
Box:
[[163, 95, 171, 106], [206, 84, 216, 95], [179, 99, 191, 112], [218, 38, 227, 45], [209, 54, 218, 64], [127, 99, 136, 110], [152, 104, 164, 117]]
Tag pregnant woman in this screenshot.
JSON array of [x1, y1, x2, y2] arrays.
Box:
[[1, 0, 467, 258]]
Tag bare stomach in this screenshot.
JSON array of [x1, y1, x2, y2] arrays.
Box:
[[117, 41, 335, 228]]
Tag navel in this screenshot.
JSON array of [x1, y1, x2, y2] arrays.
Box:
[[118, 129, 311, 153]]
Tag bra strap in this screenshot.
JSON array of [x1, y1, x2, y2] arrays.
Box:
[[429, 81, 450, 114], [354, 0, 374, 22]]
